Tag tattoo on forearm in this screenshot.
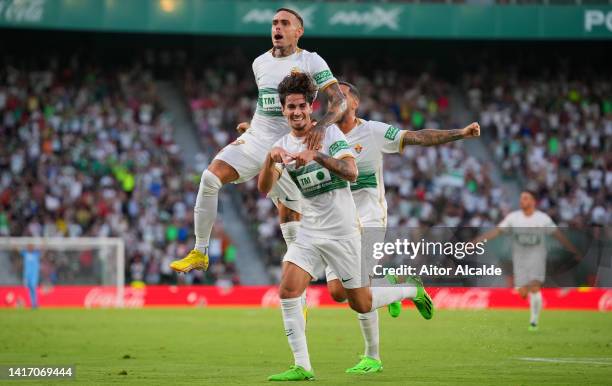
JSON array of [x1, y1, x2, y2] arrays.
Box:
[[403, 129, 464, 146], [314, 152, 355, 180], [316, 85, 347, 130]]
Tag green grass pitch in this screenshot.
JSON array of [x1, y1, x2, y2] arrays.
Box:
[[1, 308, 611, 385]]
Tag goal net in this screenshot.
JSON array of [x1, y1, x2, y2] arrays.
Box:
[[0, 237, 125, 307]]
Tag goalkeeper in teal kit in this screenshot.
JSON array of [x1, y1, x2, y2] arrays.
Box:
[[20, 244, 41, 309]]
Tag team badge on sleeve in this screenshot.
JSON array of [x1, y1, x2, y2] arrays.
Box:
[[384, 126, 400, 140]]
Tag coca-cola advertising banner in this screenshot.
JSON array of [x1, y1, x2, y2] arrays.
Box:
[[1, 286, 611, 310]]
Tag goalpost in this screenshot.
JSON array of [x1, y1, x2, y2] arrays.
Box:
[[0, 237, 125, 307]]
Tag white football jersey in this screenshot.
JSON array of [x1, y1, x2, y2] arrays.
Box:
[[345, 119, 405, 227], [498, 210, 557, 261], [250, 48, 337, 142], [274, 125, 359, 239]]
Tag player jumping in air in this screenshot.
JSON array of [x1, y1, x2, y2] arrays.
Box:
[[473, 191, 580, 331], [259, 73, 428, 381], [169, 8, 346, 272], [318, 81, 480, 374]]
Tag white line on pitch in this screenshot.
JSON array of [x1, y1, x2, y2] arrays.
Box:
[[517, 357, 612, 365]]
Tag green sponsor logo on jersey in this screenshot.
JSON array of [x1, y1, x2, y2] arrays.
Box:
[[329, 140, 349, 157], [313, 70, 333, 85], [288, 163, 348, 198], [256, 87, 283, 116], [514, 233, 542, 246], [384, 126, 400, 140]]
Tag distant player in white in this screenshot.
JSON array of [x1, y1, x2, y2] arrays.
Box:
[[318, 81, 480, 373], [259, 73, 423, 381], [474, 191, 580, 330], [170, 8, 347, 273]]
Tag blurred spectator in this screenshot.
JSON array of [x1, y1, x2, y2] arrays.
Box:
[[467, 69, 611, 228], [0, 54, 238, 285]]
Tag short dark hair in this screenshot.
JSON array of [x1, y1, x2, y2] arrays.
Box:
[[339, 81, 360, 100], [278, 72, 317, 106], [276, 8, 303, 27], [522, 190, 538, 201]]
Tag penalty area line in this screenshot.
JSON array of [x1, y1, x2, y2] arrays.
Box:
[[516, 357, 612, 365]]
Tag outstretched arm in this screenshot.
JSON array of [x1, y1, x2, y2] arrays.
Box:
[[473, 227, 503, 244], [305, 83, 347, 150], [552, 229, 581, 260], [402, 122, 480, 147]]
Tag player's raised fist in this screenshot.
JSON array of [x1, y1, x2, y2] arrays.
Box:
[[236, 121, 250, 134], [462, 122, 480, 138]]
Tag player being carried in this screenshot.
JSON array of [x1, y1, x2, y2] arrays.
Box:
[[315, 81, 481, 374], [170, 8, 346, 272], [259, 72, 429, 381], [473, 190, 580, 331]]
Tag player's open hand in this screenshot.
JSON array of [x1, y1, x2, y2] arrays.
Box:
[[236, 121, 250, 134], [293, 150, 317, 168], [305, 123, 324, 151], [461, 122, 480, 138], [269, 147, 294, 165]]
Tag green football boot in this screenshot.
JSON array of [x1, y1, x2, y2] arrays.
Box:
[[268, 365, 314, 381], [385, 274, 402, 318], [345, 356, 383, 374], [387, 274, 434, 320]]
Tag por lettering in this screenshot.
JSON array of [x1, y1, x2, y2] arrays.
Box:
[[585, 10, 612, 32]]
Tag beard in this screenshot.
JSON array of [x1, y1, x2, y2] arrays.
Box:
[[290, 118, 310, 132]]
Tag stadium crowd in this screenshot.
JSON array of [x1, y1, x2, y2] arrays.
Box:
[[0, 55, 239, 286], [4, 48, 608, 285], [468, 70, 611, 228]]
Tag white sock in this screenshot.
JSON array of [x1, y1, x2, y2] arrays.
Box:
[[370, 286, 416, 312], [300, 290, 307, 308], [194, 170, 222, 253], [280, 297, 312, 371], [280, 221, 299, 247], [529, 291, 542, 325], [358, 310, 380, 360]]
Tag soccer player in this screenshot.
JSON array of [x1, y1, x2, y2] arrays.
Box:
[[320, 81, 481, 374], [20, 244, 41, 309], [170, 8, 346, 273], [473, 191, 580, 331], [259, 73, 427, 381]]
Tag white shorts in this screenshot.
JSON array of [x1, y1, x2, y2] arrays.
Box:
[[214, 129, 301, 212], [513, 255, 546, 287], [325, 224, 386, 283], [214, 129, 271, 183], [283, 232, 363, 289], [269, 170, 302, 213]]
